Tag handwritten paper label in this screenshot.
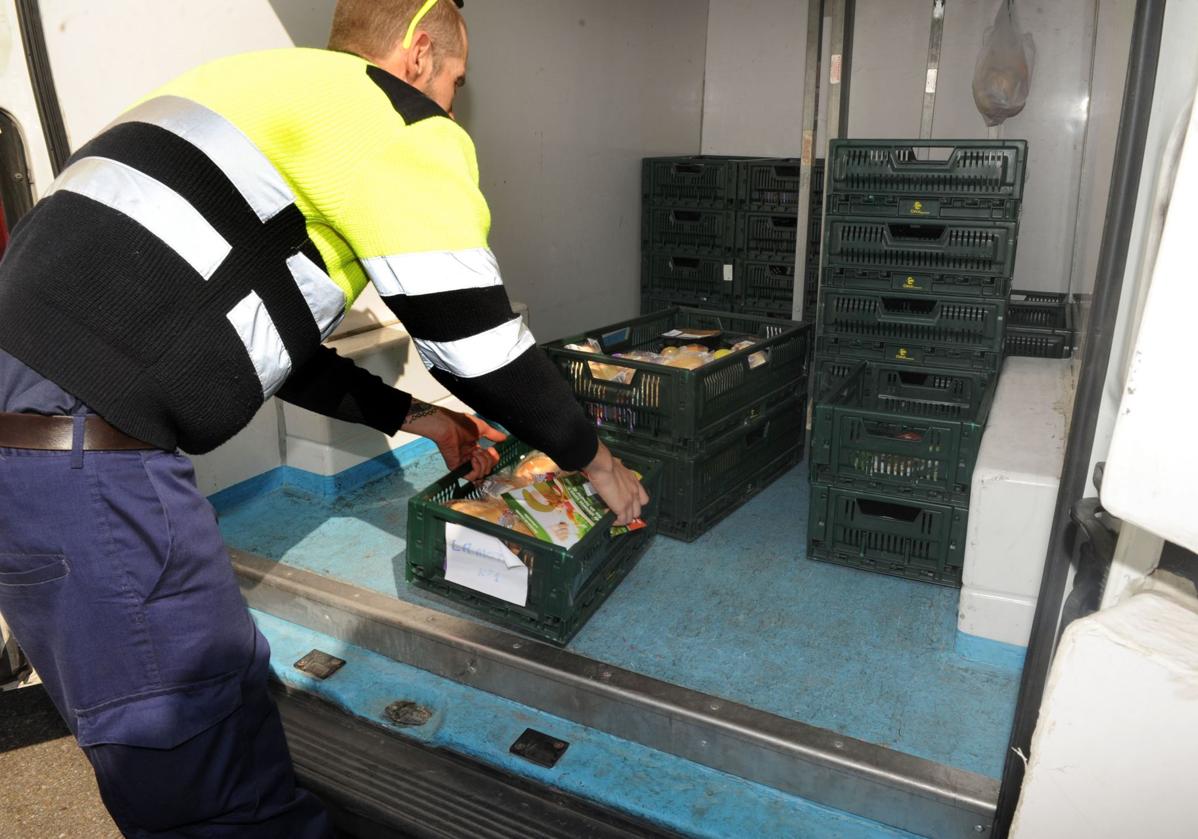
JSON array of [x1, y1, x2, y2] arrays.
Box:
[[444, 523, 528, 607]]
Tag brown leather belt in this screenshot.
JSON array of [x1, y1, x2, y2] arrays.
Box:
[[0, 412, 156, 451]]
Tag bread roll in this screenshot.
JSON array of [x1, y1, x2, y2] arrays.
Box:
[[514, 452, 561, 482], [447, 498, 534, 536]]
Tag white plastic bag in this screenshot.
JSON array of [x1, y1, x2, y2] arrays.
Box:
[[972, 0, 1035, 127]]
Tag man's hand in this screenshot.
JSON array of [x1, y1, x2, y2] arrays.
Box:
[[402, 401, 507, 481], [584, 442, 649, 526]]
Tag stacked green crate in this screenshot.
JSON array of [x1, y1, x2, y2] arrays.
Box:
[[544, 307, 812, 541], [1005, 290, 1076, 358], [735, 158, 825, 320], [641, 156, 743, 311], [809, 139, 1028, 586], [640, 156, 824, 318]]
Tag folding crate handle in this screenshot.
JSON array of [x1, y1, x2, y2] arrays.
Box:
[[672, 209, 703, 223], [670, 255, 701, 270], [876, 297, 940, 325], [855, 497, 923, 523], [888, 145, 958, 169], [769, 215, 799, 231], [744, 422, 770, 449], [672, 162, 706, 176], [885, 222, 948, 244], [862, 420, 928, 443], [771, 165, 801, 179]]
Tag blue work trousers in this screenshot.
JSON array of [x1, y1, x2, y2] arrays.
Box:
[[0, 438, 332, 838]]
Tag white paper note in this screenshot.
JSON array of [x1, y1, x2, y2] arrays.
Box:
[[443, 523, 529, 607]]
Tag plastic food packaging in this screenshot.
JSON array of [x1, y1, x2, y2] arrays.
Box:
[[566, 338, 637, 384], [447, 498, 534, 537], [972, 0, 1035, 127], [447, 451, 645, 544]]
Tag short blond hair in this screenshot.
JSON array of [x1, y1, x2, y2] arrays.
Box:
[[328, 0, 465, 64]]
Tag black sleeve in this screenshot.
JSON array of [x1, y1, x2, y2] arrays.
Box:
[[383, 286, 600, 471], [276, 345, 413, 435], [429, 346, 599, 471]]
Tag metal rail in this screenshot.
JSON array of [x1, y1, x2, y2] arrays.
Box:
[[235, 549, 999, 838]]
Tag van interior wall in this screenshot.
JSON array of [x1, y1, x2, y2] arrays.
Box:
[[36, 0, 295, 143], [848, 0, 1132, 299], [700, 0, 810, 157]]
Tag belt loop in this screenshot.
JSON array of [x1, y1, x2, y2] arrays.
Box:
[[71, 415, 86, 469]]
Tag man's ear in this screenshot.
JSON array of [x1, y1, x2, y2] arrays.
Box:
[[409, 31, 434, 81]]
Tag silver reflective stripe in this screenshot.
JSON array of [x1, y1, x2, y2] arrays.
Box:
[[362, 247, 502, 298], [47, 156, 231, 281], [112, 95, 295, 223], [415, 316, 535, 378], [287, 252, 346, 341], [227, 291, 293, 397]]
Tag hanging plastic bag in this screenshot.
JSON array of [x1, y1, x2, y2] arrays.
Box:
[[972, 0, 1036, 127]]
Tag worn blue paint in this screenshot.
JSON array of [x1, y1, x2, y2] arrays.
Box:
[[209, 438, 438, 514], [955, 631, 1028, 671], [217, 442, 1020, 780], [254, 610, 924, 839]]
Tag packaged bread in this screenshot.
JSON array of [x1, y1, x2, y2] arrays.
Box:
[[663, 353, 707, 370], [514, 452, 561, 483], [447, 498, 534, 537], [565, 338, 638, 384]]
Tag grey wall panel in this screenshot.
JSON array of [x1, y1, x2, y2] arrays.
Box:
[[270, 0, 708, 341], [701, 0, 810, 157], [457, 1, 708, 340], [847, 0, 929, 140]]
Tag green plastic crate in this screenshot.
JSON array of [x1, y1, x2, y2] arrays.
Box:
[[406, 439, 662, 645], [545, 307, 812, 452], [641, 295, 726, 316], [816, 289, 1007, 356], [815, 334, 1001, 373], [643, 155, 748, 208], [827, 139, 1026, 220], [738, 158, 825, 212], [735, 259, 797, 313], [1005, 289, 1075, 358], [737, 210, 800, 259], [642, 250, 733, 307], [807, 481, 966, 587], [823, 218, 1019, 278], [1005, 329, 1072, 359], [821, 266, 1010, 299], [1008, 290, 1072, 329], [810, 362, 996, 504], [642, 206, 736, 255], [608, 395, 806, 542]]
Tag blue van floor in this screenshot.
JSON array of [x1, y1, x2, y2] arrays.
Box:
[[218, 450, 1020, 780]]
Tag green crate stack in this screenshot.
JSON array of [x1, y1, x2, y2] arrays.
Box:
[[640, 156, 824, 318], [544, 306, 812, 541], [809, 139, 1028, 586], [641, 156, 745, 308], [734, 158, 825, 319]]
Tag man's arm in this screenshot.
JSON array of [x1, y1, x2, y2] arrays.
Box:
[[276, 345, 507, 481], [276, 345, 412, 435]]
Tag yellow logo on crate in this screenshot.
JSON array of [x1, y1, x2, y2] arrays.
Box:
[[910, 200, 930, 216], [904, 276, 918, 288], [896, 348, 911, 360]]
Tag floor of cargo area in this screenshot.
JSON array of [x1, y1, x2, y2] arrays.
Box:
[[216, 447, 1021, 780]]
